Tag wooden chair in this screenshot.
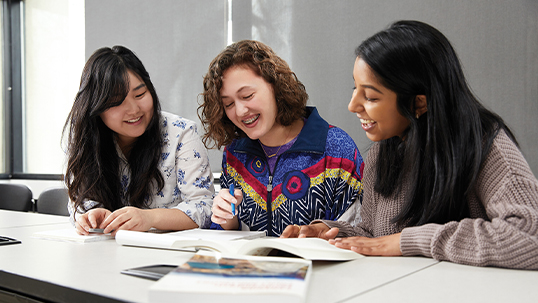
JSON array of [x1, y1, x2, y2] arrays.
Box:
[[0, 183, 33, 212]]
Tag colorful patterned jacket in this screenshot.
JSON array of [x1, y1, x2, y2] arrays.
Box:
[[212, 107, 364, 236]]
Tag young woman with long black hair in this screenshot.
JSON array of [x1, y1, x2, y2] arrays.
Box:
[[64, 46, 214, 235], [282, 21, 538, 269]]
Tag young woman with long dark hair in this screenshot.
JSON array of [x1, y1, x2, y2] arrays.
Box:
[[64, 46, 214, 235], [282, 21, 538, 269]]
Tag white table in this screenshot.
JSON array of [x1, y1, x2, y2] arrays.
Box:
[[1, 211, 535, 303], [0, 209, 69, 228], [351, 260, 538, 303]]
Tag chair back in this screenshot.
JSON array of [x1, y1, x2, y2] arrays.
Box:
[[0, 183, 34, 212], [36, 187, 70, 216]]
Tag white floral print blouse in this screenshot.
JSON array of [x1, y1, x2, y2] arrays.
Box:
[[69, 112, 215, 228]]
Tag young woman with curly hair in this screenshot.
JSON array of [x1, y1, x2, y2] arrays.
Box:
[[198, 40, 364, 236]]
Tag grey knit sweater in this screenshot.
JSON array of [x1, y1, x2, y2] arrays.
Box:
[[320, 130, 538, 269]]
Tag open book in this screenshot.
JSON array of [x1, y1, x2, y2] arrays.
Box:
[[149, 251, 312, 303], [115, 229, 362, 261], [115, 229, 265, 250]]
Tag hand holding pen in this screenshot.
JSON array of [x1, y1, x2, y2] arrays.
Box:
[[210, 181, 242, 230], [230, 183, 236, 216]]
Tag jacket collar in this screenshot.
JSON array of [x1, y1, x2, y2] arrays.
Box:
[[233, 106, 328, 156]]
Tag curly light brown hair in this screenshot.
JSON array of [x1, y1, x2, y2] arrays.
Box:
[[198, 40, 308, 149]]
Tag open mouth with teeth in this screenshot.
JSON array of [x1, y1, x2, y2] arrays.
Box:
[[242, 114, 260, 125], [360, 119, 375, 125], [360, 118, 376, 131], [126, 116, 142, 123]]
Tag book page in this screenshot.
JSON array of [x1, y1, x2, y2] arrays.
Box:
[[238, 237, 363, 261], [115, 230, 196, 250], [115, 229, 266, 252], [168, 229, 266, 241]]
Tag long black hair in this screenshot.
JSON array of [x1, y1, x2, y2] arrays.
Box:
[[63, 46, 164, 217], [357, 20, 517, 226]]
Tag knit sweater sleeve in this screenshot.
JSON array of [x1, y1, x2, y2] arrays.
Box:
[[400, 131, 538, 269], [314, 143, 379, 238]]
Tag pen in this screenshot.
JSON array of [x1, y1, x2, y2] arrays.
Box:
[[230, 182, 235, 216]]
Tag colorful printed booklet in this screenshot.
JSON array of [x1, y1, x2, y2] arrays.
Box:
[[149, 251, 312, 303]]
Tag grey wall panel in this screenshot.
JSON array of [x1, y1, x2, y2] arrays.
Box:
[[85, 0, 227, 173], [234, 0, 538, 176], [86, 0, 538, 176]]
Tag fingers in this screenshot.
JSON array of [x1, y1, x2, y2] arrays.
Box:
[[99, 211, 118, 231], [101, 212, 121, 234], [75, 209, 107, 235], [329, 238, 352, 249], [101, 207, 144, 234], [328, 233, 402, 256], [87, 211, 100, 229], [298, 224, 327, 238], [76, 207, 151, 236], [102, 214, 133, 235], [321, 227, 340, 240], [280, 223, 331, 238], [280, 224, 302, 238], [232, 189, 243, 205], [211, 189, 238, 224], [75, 215, 90, 235]]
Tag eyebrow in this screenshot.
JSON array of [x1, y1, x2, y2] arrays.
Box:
[[220, 85, 253, 98], [361, 84, 384, 94], [132, 83, 146, 91]]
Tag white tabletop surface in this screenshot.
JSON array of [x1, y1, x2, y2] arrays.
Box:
[[345, 257, 538, 303], [0, 209, 70, 228], [1, 210, 535, 303]]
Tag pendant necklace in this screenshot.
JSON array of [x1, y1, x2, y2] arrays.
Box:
[[260, 127, 292, 159]]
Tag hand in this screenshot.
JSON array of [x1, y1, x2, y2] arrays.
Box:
[[329, 233, 402, 256], [211, 188, 242, 229], [280, 223, 340, 240], [99, 206, 153, 235], [75, 208, 111, 235]]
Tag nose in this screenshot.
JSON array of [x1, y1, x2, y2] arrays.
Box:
[[123, 97, 140, 114], [235, 100, 248, 116], [348, 89, 363, 114]]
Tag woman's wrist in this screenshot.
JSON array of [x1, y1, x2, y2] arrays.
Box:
[[220, 216, 239, 230]]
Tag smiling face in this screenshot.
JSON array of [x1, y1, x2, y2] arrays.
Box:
[[220, 65, 286, 146], [348, 58, 410, 142], [100, 70, 154, 152]]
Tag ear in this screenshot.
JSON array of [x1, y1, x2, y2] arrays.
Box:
[[414, 95, 427, 118]]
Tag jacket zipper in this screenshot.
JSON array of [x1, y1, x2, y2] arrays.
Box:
[[266, 175, 273, 237], [237, 148, 319, 237]]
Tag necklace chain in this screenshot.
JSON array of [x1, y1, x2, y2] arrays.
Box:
[[260, 142, 283, 158], [259, 127, 293, 159]]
